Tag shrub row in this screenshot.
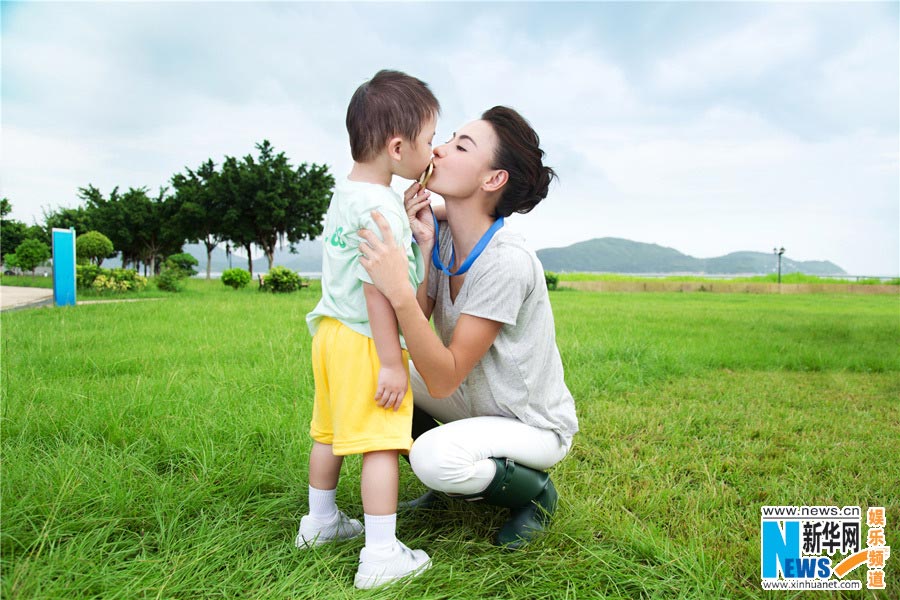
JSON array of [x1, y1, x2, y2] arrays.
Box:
[[221, 267, 307, 293], [76, 265, 148, 293]]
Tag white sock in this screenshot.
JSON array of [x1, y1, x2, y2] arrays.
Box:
[[364, 513, 397, 550], [308, 485, 338, 521]]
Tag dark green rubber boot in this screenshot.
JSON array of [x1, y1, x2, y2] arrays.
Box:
[[464, 458, 559, 549], [398, 489, 445, 511]]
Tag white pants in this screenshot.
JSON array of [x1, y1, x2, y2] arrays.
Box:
[[408, 365, 570, 495]]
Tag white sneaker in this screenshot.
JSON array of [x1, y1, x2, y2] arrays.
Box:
[[295, 511, 363, 548], [354, 540, 431, 589]]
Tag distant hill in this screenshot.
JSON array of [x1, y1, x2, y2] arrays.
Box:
[[104, 236, 845, 277], [536, 238, 846, 275]]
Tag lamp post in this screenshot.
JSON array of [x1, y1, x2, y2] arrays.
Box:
[[773, 247, 785, 284]]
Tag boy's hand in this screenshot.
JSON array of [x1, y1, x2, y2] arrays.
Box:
[[375, 365, 409, 412]]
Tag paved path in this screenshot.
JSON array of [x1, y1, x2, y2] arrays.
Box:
[[0, 286, 54, 311]]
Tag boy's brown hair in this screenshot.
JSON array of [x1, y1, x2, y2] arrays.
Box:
[[346, 70, 440, 163]]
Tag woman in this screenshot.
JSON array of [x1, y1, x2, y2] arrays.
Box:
[[357, 106, 578, 549]]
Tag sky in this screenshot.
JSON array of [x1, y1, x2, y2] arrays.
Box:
[[2, 1, 898, 275]]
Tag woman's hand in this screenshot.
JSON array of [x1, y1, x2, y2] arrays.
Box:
[[404, 182, 434, 248], [358, 211, 416, 306]]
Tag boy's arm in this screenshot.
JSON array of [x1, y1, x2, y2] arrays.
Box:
[[363, 282, 408, 412]]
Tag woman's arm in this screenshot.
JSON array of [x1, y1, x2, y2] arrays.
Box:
[[358, 211, 500, 398], [393, 292, 501, 398]]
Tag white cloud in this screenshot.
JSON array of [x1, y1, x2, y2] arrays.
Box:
[[651, 8, 816, 94], [1, 2, 897, 275], [1, 126, 113, 215], [819, 25, 900, 129]]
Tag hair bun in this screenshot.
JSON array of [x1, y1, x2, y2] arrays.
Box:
[[482, 106, 557, 218]]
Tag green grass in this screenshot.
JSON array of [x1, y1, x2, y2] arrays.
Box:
[[1, 275, 55, 289], [2, 282, 898, 599], [557, 272, 900, 286], [0, 274, 284, 299]]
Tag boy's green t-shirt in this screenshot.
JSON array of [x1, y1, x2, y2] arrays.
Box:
[[306, 178, 424, 346]]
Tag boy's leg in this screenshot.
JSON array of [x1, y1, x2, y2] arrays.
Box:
[[361, 450, 400, 552], [361, 450, 399, 516], [309, 441, 343, 491], [355, 449, 431, 589], [307, 441, 344, 520], [296, 442, 363, 548]]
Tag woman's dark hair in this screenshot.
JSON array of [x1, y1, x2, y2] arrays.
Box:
[[481, 106, 557, 218]]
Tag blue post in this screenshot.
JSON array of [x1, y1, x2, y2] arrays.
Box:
[[52, 228, 77, 307]]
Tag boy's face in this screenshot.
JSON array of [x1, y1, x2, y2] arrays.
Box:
[[394, 113, 437, 180]]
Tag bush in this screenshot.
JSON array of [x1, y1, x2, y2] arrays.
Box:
[[79, 265, 147, 293], [109, 268, 147, 292], [76, 231, 114, 266], [4, 253, 19, 273], [156, 268, 185, 292], [156, 254, 194, 293], [545, 271, 559, 291], [76, 264, 103, 288], [14, 239, 50, 275], [221, 268, 251, 290], [260, 266, 301, 293], [165, 253, 199, 277]]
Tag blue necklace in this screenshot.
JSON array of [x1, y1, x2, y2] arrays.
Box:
[[431, 211, 504, 276]]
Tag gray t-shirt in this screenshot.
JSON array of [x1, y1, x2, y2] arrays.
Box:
[[427, 223, 579, 447]]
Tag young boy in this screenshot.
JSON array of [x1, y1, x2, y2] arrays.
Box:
[[296, 70, 438, 589]]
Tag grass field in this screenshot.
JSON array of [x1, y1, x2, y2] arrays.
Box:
[[556, 272, 900, 286], [2, 280, 898, 599]]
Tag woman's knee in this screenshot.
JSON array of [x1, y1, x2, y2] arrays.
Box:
[[409, 431, 444, 489], [409, 429, 473, 491]]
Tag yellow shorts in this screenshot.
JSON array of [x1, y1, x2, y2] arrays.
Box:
[[309, 317, 413, 456]]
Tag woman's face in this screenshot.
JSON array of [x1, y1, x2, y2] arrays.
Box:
[[429, 119, 499, 199]]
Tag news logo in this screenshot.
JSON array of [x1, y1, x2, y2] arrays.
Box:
[[761, 505, 890, 591]]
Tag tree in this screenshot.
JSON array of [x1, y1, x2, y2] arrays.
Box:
[[289, 161, 333, 251], [76, 231, 115, 266], [24, 224, 50, 247], [14, 238, 51, 276], [253, 141, 333, 271], [77, 185, 185, 275], [3, 253, 19, 273], [78, 185, 137, 269], [165, 252, 198, 277], [219, 154, 259, 276], [218, 141, 333, 274], [122, 186, 184, 276], [171, 159, 225, 279], [1, 198, 28, 260], [43, 205, 95, 239]]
